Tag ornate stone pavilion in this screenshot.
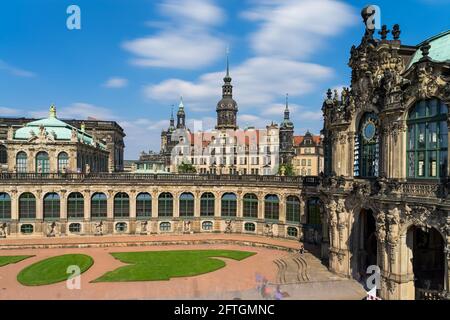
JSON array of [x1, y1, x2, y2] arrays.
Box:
[[319, 8, 450, 300]]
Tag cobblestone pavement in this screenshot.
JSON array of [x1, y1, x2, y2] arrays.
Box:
[[0, 234, 366, 300]]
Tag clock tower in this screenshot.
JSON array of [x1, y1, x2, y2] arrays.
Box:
[[216, 53, 238, 130]]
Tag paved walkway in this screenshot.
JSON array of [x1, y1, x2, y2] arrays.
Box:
[[0, 234, 366, 300]]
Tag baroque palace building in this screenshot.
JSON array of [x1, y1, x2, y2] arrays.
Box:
[[319, 7, 450, 300], [0, 7, 449, 301]]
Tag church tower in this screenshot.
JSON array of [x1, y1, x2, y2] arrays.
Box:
[[176, 97, 186, 129], [216, 52, 238, 130], [279, 94, 295, 165]]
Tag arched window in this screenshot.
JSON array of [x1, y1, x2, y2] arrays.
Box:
[[221, 193, 237, 217], [19, 193, 36, 220], [179, 193, 194, 217], [43, 193, 60, 220], [243, 193, 258, 218], [244, 222, 256, 232], [354, 112, 379, 177], [307, 198, 322, 225], [264, 194, 279, 220], [20, 224, 34, 234], [58, 152, 69, 173], [202, 221, 213, 230], [115, 222, 127, 232], [407, 99, 448, 178], [286, 196, 300, 222], [158, 193, 173, 217], [67, 192, 84, 219], [91, 193, 107, 219], [0, 193, 11, 220], [36, 151, 50, 173], [69, 223, 81, 233], [287, 227, 298, 237], [159, 221, 171, 232], [114, 192, 129, 218], [200, 193, 215, 216], [136, 193, 152, 218], [16, 152, 27, 173], [0, 145, 7, 164]]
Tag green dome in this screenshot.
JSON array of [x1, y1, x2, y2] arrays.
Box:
[[14, 106, 106, 150], [408, 30, 450, 68]]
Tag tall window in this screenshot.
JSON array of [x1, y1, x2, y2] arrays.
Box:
[[36, 151, 50, 173], [58, 152, 69, 173], [43, 193, 60, 220], [286, 196, 300, 222], [179, 193, 194, 217], [114, 193, 129, 218], [243, 193, 258, 218], [0, 193, 11, 220], [407, 99, 448, 178], [0, 145, 6, 164], [136, 193, 151, 218], [354, 112, 379, 177], [264, 194, 279, 220], [16, 152, 27, 173], [158, 193, 173, 217], [200, 193, 215, 216], [221, 193, 237, 217], [67, 192, 84, 219], [307, 198, 322, 225], [91, 193, 107, 219], [19, 193, 36, 220]]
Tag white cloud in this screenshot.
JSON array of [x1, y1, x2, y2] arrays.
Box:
[[0, 107, 20, 116], [241, 0, 358, 59], [103, 77, 128, 88], [0, 59, 36, 77], [122, 0, 227, 69], [144, 57, 333, 111]]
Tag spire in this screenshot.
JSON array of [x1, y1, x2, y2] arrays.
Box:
[[178, 96, 184, 111], [49, 104, 57, 118], [284, 93, 290, 120], [169, 105, 175, 131], [224, 46, 231, 83]]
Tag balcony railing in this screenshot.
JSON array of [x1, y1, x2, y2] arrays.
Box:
[[416, 288, 449, 300], [0, 172, 320, 186]]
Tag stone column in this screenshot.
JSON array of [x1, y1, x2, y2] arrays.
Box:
[[36, 190, 43, 221], [236, 190, 243, 218], [279, 194, 286, 224], [173, 191, 179, 218], [107, 190, 114, 220], [214, 191, 221, 218], [151, 189, 159, 219], [60, 190, 67, 220], [194, 190, 201, 218], [129, 191, 137, 219], [257, 191, 264, 220], [83, 190, 91, 221], [10, 190, 18, 221]]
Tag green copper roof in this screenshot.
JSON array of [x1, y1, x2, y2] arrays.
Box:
[[14, 106, 106, 150], [408, 30, 450, 68]]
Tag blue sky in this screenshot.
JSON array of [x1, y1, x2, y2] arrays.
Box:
[[1, 0, 449, 158]]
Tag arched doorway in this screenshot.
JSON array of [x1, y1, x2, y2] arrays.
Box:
[[407, 226, 445, 299], [353, 208, 377, 280]]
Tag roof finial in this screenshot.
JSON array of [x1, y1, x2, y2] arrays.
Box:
[[49, 104, 57, 118], [285, 93, 289, 110], [226, 46, 230, 77], [179, 96, 184, 110]]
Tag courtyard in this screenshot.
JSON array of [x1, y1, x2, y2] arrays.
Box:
[[0, 234, 366, 300]]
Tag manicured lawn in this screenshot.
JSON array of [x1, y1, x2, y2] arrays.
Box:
[[17, 254, 94, 286], [94, 249, 256, 282], [0, 255, 33, 267]]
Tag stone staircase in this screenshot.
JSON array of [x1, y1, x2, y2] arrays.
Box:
[[273, 254, 310, 284]]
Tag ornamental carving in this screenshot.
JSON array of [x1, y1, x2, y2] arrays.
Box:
[[376, 211, 387, 243], [386, 208, 401, 246]]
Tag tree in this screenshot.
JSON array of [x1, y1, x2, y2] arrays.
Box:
[[278, 164, 295, 176], [178, 161, 196, 173]]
